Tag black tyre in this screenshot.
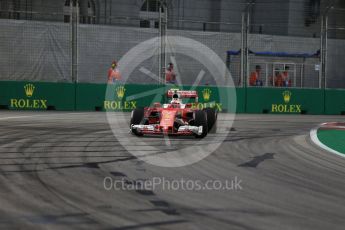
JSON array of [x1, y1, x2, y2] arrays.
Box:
[[193, 110, 208, 138], [130, 108, 144, 136], [203, 108, 217, 132]]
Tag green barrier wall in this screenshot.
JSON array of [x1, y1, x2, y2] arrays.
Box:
[[0, 81, 75, 110], [246, 88, 325, 114], [0, 81, 343, 115], [75, 84, 240, 113], [75, 83, 106, 111], [76, 83, 162, 111], [325, 89, 345, 115], [235, 88, 245, 113]]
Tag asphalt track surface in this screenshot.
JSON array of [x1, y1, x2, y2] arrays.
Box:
[[0, 111, 345, 230]]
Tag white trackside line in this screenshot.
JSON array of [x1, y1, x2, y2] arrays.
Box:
[[0, 116, 37, 120], [310, 128, 345, 159], [0, 113, 95, 121]]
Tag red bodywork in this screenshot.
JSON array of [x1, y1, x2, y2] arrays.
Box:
[[138, 90, 199, 136]]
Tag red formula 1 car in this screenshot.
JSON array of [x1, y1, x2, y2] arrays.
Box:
[[130, 89, 217, 138]]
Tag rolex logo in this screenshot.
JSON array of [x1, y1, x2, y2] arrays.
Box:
[[24, 84, 35, 97], [116, 86, 126, 99], [282, 91, 292, 103], [202, 88, 212, 101]]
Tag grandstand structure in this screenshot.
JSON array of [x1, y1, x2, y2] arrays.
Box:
[[0, 0, 344, 88]]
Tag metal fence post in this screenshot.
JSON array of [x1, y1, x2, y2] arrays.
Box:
[[242, 1, 254, 88], [320, 14, 329, 89], [242, 2, 253, 112], [246, 8, 250, 87], [71, 0, 79, 83], [324, 15, 328, 89], [241, 11, 249, 88], [240, 12, 245, 87], [319, 15, 324, 89], [321, 1, 335, 89], [159, 0, 167, 85]]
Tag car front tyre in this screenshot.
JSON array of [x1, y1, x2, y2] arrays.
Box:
[[130, 108, 144, 136], [193, 110, 208, 138]]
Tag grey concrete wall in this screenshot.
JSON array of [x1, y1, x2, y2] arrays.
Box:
[[288, 0, 321, 38], [250, 0, 290, 36], [219, 0, 244, 32]]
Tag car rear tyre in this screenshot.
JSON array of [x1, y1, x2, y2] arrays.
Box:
[[203, 108, 217, 133]]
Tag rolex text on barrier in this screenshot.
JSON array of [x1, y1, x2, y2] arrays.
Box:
[[1, 81, 333, 115], [10, 84, 48, 109], [246, 88, 324, 115], [191, 87, 223, 112], [104, 85, 137, 111], [271, 91, 302, 113]]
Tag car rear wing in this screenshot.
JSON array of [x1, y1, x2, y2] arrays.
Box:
[[167, 89, 198, 102]]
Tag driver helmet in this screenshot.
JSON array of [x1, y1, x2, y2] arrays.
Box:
[[171, 92, 181, 104]]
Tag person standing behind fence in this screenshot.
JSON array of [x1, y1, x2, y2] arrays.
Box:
[[274, 70, 283, 87], [165, 63, 176, 84], [249, 65, 263, 86], [107, 61, 121, 84], [281, 66, 291, 87], [269, 70, 280, 86]]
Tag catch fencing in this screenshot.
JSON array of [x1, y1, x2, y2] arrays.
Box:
[[0, 1, 344, 89]]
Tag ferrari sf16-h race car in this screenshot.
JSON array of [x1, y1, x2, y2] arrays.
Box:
[[130, 89, 217, 138]]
